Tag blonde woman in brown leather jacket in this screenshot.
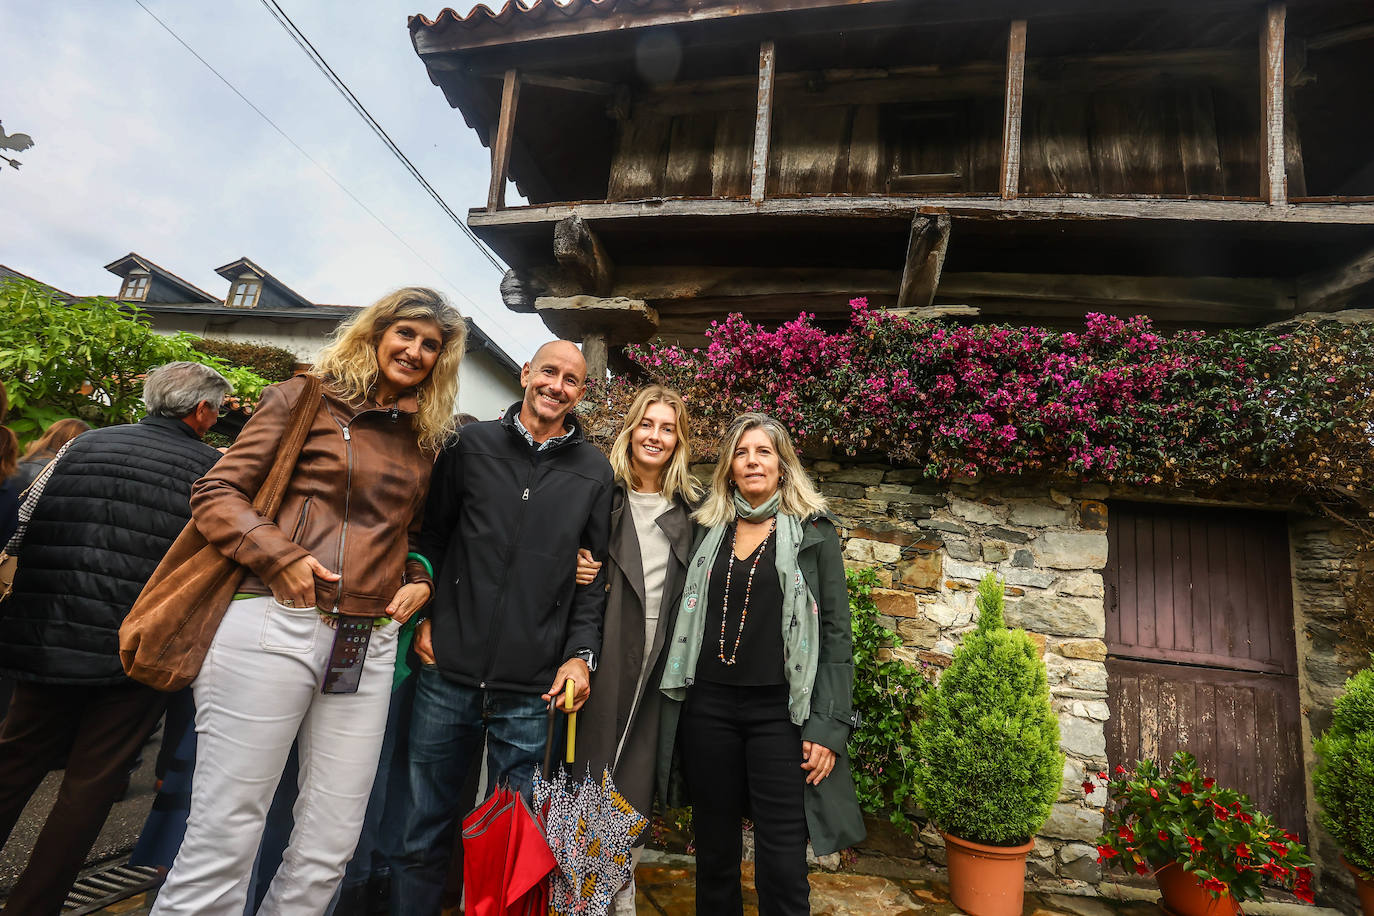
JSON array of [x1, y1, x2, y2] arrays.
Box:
[[152, 288, 465, 916]]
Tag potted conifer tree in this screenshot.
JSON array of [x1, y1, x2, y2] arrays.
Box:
[[914, 573, 1064, 916], [1314, 657, 1374, 915]]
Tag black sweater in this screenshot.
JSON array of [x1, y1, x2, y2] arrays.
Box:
[[416, 405, 613, 693]]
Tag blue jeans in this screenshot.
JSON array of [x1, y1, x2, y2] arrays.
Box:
[[390, 666, 561, 915]]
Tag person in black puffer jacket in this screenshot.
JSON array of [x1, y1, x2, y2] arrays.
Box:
[[0, 361, 230, 916]]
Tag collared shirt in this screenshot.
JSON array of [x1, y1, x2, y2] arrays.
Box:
[[512, 412, 574, 452]]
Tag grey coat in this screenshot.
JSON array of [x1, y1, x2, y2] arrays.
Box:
[[656, 514, 866, 857], [573, 485, 694, 821]]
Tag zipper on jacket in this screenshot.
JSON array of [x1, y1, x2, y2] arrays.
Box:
[[480, 444, 540, 686], [322, 404, 356, 612], [289, 496, 314, 543]]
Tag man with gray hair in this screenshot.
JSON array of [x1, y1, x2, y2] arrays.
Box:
[[0, 361, 230, 915]]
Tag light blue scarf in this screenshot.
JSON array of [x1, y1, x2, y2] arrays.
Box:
[[660, 491, 820, 726]]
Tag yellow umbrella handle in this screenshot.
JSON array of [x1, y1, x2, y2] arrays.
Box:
[[564, 678, 576, 763]]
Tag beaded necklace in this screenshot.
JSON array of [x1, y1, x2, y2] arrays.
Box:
[[718, 517, 777, 665]]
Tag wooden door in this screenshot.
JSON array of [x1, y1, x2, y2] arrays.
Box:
[[1104, 502, 1306, 837]]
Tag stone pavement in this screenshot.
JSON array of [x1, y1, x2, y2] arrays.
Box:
[[92, 859, 1166, 916], [87, 853, 1346, 916]]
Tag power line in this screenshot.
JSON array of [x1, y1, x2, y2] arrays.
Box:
[[256, 0, 505, 274], [131, 0, 517, 341]]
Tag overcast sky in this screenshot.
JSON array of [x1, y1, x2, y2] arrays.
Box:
[[1, 0, 548, 363]]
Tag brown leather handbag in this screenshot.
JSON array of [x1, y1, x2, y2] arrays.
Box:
[[119, 374, 322, 691]]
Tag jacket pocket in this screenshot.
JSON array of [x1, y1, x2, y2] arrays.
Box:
[[289, 496, 314, 543], [260, 599, 318, 654]]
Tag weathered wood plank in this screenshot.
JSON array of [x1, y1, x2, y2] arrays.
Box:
[[1296, 243, 1374, 311], [1260, 3, 1287, 205], [771, 104, 850, 196], [710, 110, 754, 198], [896, 214, 952, 309], [751, 40, 776, 204], [846, 104, 882, 194], [608, 113, 671, 200], [553, 214, 614, 295], [1176, 88, 1225, 197], [1000, 20, 1028, 200], [664, 113, 716, 197], [487, 69, 521, 212], [466, 195, 1374, 227]]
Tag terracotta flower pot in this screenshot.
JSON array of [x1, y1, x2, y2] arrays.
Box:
[[942, 832, 1034, 916], [1154, 862, 1241, 916], [1344, 856, 1374, 915]]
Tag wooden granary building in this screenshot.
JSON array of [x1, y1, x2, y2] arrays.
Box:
[[409, 0, 1373, 905]]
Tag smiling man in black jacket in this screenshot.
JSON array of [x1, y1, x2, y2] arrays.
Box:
[[393, 339, 613, 915]]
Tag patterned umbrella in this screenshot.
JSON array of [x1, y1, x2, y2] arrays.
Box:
[[532, 766, 648, 916]]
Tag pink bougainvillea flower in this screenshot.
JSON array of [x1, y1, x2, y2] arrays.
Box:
[[1178, 781, 1193, 794]]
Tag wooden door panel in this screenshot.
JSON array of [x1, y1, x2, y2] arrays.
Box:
[[1105, 503, 1298, 675], [1107, 658, 1307, 839]]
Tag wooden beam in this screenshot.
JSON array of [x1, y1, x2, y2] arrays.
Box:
[[553, 214, 614, 295], [1260, 4, 1287, 206], [1305, 21, 1374, 51], [896, 215, 952, 309], [487, 69, 520, 212], [582, 332, 608, 381], [750, 40, 776, 205], [1000, 20, 1028, 201], [466, 196, 1374, 229], [485, 72, 618, 96], [1296, 244, 1374, 311]]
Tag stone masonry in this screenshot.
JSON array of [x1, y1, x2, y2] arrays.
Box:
[[685, 455, 1360, 906]]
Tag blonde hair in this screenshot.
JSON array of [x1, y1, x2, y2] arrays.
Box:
[[313, 287, 466, 451], [694, 412, 827, 528], [609, 386, 701, 505]]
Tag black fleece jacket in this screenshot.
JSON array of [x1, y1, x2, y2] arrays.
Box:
[[416, 405, 613, 693]]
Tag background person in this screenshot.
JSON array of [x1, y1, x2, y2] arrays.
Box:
[[573, 385, 699, 915], [9, 418, 91, 492], [658, 412, 865, 916], [0, 383, 19, 545], [0, 362, 231, 916], [151, 288, 465, 916]]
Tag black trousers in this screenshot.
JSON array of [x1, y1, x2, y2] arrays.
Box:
[[0, 680, 167, 916], [679, 681, 809, 916]]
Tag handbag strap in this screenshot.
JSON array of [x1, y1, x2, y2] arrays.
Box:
[[250, 374, 323, 517], [2, 443, 73, 557]]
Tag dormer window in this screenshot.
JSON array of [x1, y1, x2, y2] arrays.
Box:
[[121, 271, 150, 301], [228, 277, 261, 308]]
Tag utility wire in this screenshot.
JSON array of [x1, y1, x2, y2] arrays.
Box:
[[256, 0, 505, 274], [132, 0, 517, 340]]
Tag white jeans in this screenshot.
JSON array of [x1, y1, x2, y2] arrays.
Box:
[[152, 596, 397, 916]]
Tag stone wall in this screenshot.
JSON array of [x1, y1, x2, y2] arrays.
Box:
[[716, 455, 1363, 906], [800, 459, 1113, 892]]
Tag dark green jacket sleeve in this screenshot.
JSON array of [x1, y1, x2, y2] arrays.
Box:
[[801, 517, 855, 752]]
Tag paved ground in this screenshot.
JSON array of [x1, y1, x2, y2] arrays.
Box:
[[84, 860, 1171, 916]]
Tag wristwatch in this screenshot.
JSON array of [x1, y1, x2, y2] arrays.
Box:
[[572, 648, 598, 672]]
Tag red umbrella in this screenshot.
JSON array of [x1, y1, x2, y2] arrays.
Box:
[[461, 784, 556, 916]]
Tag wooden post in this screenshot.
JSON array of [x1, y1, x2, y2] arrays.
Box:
[[1000, 20, 1028, 201], [896, 214, 952, 309], [582, 332, 608, 382], [487, 69, 521, 212], [1260, 3, 1287, 206], [750, 40, 776, 205]]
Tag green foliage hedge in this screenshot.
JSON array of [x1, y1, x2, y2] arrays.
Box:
[[914, 574, 1063, 845], [0, 278, 267, 439], [1314, 659, 1374, 876], [846, 568, 929, 831], [191, 337, 298, 382]]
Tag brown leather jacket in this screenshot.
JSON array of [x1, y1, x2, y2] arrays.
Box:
[[191, 374, 433, 616]]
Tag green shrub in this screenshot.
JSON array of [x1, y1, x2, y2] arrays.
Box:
[[846, 567, 929, 832], [1314, 657, 1374, 876], [0, 278, 267, 439], [191, 338, 298, 382], [913, 573, 1063, 845]]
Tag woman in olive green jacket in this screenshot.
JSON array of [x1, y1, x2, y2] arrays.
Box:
[[657, 412, 864, 915]]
